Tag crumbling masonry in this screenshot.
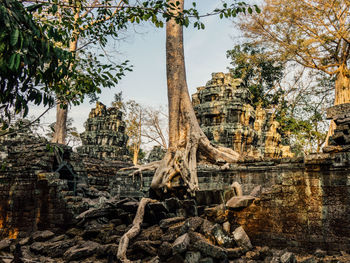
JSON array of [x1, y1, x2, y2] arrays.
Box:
[[192, 72, 294, 158]]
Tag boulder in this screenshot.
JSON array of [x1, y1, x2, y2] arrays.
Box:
[[226, 196, 255, 209], [189, 232, 227, 259], [31, 230, 55, 242], [185, 251, 201, 263], [63, 241, 100, 261], [159, 217, 185, 229], [172, 233, 190, 255], [280, 252, 296, 263], [232, 226, 252, 251]]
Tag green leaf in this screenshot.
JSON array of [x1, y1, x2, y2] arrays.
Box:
[[10, 28, 19, 46], [8, 53, 16, 70], [14, 53, 20, 70]]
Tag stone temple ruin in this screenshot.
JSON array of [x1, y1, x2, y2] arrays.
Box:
[[77, 102, 130, 161], [0, 77, 350, 262], [192, 72, 294, 158]]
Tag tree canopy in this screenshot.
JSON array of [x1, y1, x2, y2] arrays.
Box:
[[240, 0, 350, 106], [0, 0, 71, 128]]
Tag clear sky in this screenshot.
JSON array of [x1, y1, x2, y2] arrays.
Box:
[[30, 1, 248, 133]]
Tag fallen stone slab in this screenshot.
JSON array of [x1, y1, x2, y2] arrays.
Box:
[[172, 233, 190, 255], [159, 217, 185, 229], [31, 230, 55, 242], [280, 251, 296, 263], [63, 241, 100, 261], [132, 240, 160, 256], [226, 195, 255, 209], [0, 239, 12, 251], [189, 232, 227, 260], [185, 251, 201, 263], [232, 226, 252, 251]]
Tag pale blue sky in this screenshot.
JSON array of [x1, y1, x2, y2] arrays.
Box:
[[30, 1, 250, 133]]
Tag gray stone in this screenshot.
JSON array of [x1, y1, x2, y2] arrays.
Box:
[[280, 252, 296, 263], [159, 217, 185, 229], [211, 224, 234, 247], [63, 241, 100, 261], [172, 233, 190, 255], [226, 247, 245, 259], [190, 232, 227, 259], [232, 226, 252, 251], [132, 240, 160, 256], [185, 251, 201, 263], [158, 242, 172, 258], [31, 230, 55, 242], [226, 196, 255, 209], [0, 239, 12, 251], [249, 186, 262, 197], [314, 248, 326, 258]]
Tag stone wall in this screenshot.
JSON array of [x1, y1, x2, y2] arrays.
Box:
[[0, 133, 131, 239], [112, 153, 350, 253]]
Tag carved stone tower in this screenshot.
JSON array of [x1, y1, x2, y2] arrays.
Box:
[[77, 102, 129, 161], [192, 72, 293, 158]]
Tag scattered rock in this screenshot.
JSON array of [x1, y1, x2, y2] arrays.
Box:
[[280, 251, 296, 263], [232, 226, 252, 251], [190, 232, 227, 259], [172, 233, 190, 255], [31, 230, 55, 242], [185, 251, 201, 263], [63, 241, 100, 261], [314, 248, 326, 258], [226, 196, 255, 209], [159, 217, 185, 229], [0, 239, 12, 251]]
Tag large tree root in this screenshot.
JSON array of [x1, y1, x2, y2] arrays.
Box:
[[151, 132, 240, 196], [117, 197, 155, 263]]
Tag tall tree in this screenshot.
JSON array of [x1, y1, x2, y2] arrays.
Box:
[[30, 0, 131, 144], [147, 0, 250, 196], [239, 0, 350, 138]]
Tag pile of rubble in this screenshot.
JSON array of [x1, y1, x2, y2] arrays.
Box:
[[0, 194, 349, 263]]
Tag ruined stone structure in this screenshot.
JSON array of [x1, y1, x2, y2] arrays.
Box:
[[0, 130, 130, 238], [77, 102, 129, 161], [192, 72, 293, 158], [324, 103, 350, 153]]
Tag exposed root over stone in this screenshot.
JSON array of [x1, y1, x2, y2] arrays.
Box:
[[150, 132, 240, 196], [117, 197, 155, 263], [120, 161, 161, 176]]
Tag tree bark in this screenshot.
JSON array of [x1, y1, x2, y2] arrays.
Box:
[[325, 65, 350, 145], [150, 0, 239, 196], [51, 12, 79, 145], [335, 65, 350, 105], [51, 104, 68, 144]]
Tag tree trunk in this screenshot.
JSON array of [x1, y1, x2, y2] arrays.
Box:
[[51, 23, 78, 145], [51, 103, 68, 144], [133, 144, 139, 165], [150, 0, 239, 196], [325, 65, 350, 145], [335, 66, 350, 105]]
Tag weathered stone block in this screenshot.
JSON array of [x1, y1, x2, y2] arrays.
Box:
[[172, 233, 190, 255]]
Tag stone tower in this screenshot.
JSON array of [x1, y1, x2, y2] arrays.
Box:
[[77, 102, 129, 161], [192, 72, 293, 158]]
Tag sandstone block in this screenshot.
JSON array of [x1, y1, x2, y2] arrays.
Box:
[[232, 226, 252, 251], [172, 233, 190, 255], [226, 195, 255, 209], [185, 251, 201, 263], [280, 252, 296, 263], [189, 232, 227, 259]]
